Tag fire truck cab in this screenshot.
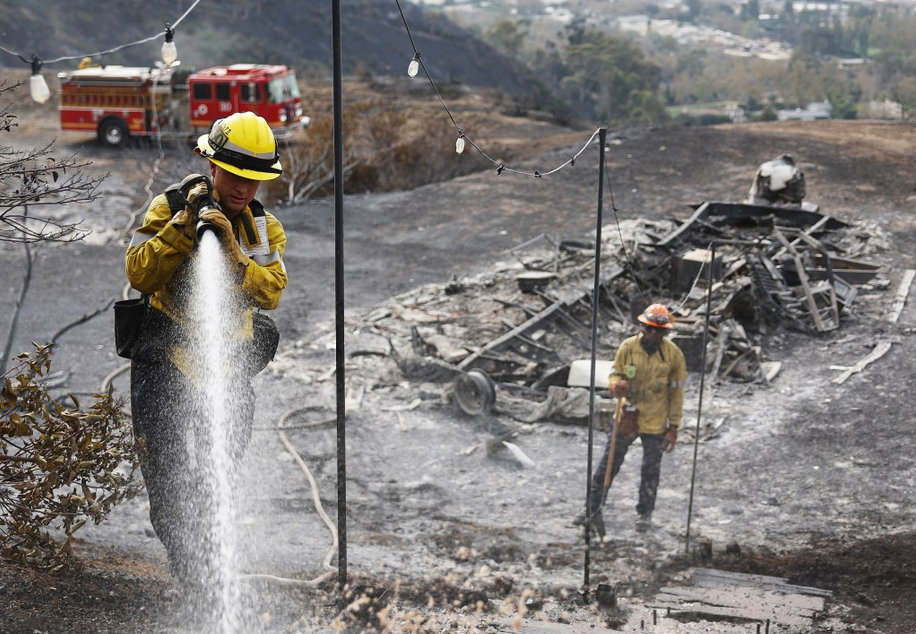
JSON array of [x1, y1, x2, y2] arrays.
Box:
[[57, 63, 307, 147]]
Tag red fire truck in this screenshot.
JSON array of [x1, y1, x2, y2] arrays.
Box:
[[57, 63, 308, 147]]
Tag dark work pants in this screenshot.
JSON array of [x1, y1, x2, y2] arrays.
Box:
[[131, 358, 254, 587], [587, 429, 666, 517]]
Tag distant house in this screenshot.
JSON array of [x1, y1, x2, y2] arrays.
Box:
[[617, 15, 652, 36], [837, 58, 867, 70], [778, 101, 832, 121], [866, 99, 904, 120]]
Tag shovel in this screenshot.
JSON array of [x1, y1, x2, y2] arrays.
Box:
[[583, 398, 624, 540]]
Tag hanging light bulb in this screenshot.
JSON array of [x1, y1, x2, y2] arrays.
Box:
[[407, 56, 419, 78], [161, 24, 178, 67], [455, 131, 466, 154], [29, 55, 50, 104]]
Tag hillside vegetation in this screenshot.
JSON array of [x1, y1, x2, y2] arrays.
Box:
[[0, 0, 535, 96], [3, 0, 914, 135]]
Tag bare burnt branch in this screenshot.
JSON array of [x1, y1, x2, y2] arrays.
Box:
[[0, 129, 106, 242]]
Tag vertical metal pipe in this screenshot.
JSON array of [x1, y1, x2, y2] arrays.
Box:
[[583, 125, 608, 595], [685, 242, 715, 551], [331, 0, 347, 591], [0, 205, 32, 376]]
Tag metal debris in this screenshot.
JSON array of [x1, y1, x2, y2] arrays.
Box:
[[649, 567, 832, 631], [352, 184, 887, 417]]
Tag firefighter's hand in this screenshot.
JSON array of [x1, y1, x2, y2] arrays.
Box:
[[198, 209, 250, 271], [186, 181, 219, 214], [170, 207, 198, 239], [612, 379, 629, 398], [661, 427, 678, 453]]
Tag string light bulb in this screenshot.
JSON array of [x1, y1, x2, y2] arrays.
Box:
[[407, 54, 419, 78], [161, 24, 177, 66], [455, 130, 465, 154], [29, 55, 50, 104]]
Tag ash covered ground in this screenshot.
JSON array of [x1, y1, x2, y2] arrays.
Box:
[[2, 82, 916, 634]]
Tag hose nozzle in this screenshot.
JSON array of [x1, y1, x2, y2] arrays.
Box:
[[195, 219, 219, 239]]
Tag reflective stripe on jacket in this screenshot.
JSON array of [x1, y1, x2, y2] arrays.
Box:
[[126, 192, 288, 320], [125, 191, 287, 375], [608, 334, 687, 434]]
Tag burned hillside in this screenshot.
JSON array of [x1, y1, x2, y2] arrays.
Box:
[[3, 81, 916, 633]]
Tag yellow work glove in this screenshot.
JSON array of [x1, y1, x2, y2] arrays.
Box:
[[198, 209, 250, 272], [169, 207, 198, 240]]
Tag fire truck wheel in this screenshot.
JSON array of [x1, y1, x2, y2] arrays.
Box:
[[98, 118, 129, 148]]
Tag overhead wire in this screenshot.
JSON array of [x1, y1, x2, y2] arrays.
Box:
[[393, 0, 602, 179], [0, 0, 202, 66], [8, 0, 695, 594]]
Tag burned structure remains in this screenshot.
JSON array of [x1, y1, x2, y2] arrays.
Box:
[[357, 158, 886, 424]]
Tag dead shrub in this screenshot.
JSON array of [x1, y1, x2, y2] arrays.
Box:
[[266, 99, 493, 205], [0, 344, 142, 569]]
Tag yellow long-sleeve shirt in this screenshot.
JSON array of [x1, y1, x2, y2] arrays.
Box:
[[608, 334, 687, 434], [125, 191, 287, 377], [126, 192, 288, 325]]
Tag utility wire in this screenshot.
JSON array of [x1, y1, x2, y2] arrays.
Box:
[[393, 0, 602, 179], [0, 0, 201, 65]]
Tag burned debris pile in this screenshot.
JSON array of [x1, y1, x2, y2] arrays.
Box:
[[348, 189, 886, 423]]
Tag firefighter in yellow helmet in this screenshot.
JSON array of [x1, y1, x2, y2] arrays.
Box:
[[572, 303, 687, 537], [124, 111, 287, 590]]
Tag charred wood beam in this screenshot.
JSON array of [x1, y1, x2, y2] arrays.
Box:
[[498, 319, 563, 363], [458, 302, 566, 371], [771, 227, 839, 332], [460, 266, 626, 371], [550, 319, 593, 350], [770, 216, 830, 261], [658, 201, 846, 249], [747, 253, 812, 332], [602, 288, 633, 324], [491, 297, 540, 319]]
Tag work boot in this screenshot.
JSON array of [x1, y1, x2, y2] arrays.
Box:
[[635, 512, 652, 533], [571, 509, 605, 538], [571, 507, 598, 526]]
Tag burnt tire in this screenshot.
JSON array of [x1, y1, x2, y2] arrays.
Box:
[[98, 118, 129, 147], [454, 369, 496, 416]]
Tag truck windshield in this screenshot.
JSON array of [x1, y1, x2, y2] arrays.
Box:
[[267, 74, 301, 104]]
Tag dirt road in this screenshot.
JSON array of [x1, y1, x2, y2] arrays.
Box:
[[2, 77, 916, 633]]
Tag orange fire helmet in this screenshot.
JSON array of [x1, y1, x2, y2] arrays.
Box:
[[637, 303, 674, 329]]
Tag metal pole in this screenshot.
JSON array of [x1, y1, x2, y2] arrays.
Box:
[[0, 205, 32, 376], [583, 124, 608, 596], [331, 0, 347, 590], [685, 242, 715, 551]]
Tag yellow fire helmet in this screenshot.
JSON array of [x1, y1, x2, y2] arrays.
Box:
[[195, 112, 282, 181]]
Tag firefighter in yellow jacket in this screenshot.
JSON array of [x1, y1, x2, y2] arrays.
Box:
[[573, 303, 687, 535], [125, 112, 287, 588]]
